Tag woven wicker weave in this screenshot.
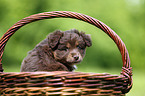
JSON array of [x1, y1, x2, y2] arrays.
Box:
[[0, 11, 132, 96]]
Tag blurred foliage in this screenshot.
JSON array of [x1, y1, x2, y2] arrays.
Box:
[[0, 0, 144, 71], [0, 0, 145, 95]]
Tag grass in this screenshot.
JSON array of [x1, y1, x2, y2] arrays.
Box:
[[2, 66, 145, 96]]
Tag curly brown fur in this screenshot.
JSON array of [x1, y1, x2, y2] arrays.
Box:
[[21, 29, 92, 72]]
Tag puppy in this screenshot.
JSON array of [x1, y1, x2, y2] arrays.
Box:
[[21, 29, 92, 72]]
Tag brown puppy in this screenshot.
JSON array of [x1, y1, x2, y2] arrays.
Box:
[[21, 29, 92, 72]]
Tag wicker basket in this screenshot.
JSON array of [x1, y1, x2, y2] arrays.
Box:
[[0, 11, 132, 96]]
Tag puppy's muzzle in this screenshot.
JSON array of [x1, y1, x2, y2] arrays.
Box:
[[67, 50, 82, 64], [73, 55, 79, 61], [71, 52, 80, 61]]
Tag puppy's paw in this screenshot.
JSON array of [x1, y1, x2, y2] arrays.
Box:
[[45, 63, 69, 71]]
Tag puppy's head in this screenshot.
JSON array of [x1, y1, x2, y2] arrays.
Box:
[[48, 29, 92, 66]]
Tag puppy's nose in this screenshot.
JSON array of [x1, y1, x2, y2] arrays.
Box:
[[74, 55, 79, 60]]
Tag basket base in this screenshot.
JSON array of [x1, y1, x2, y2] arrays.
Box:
[[0, 71, 128, 95], [1, 87, 125, 96]]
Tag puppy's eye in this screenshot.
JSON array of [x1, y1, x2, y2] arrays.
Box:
[[62, 47, 69, 51], [77, 45, 85, 50], [58, 46, 69, 51]]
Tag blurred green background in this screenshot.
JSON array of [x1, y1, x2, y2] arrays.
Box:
[[0, 0, 144, 95]]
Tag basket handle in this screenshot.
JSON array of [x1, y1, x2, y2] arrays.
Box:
[[0, 11, 132, 92]]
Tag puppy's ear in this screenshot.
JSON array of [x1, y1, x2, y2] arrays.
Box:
[[81, 33, 92, 47], [48, 30, 63, 49]]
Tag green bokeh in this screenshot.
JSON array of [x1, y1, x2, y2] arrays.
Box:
[[0, 0, 144, 95]]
